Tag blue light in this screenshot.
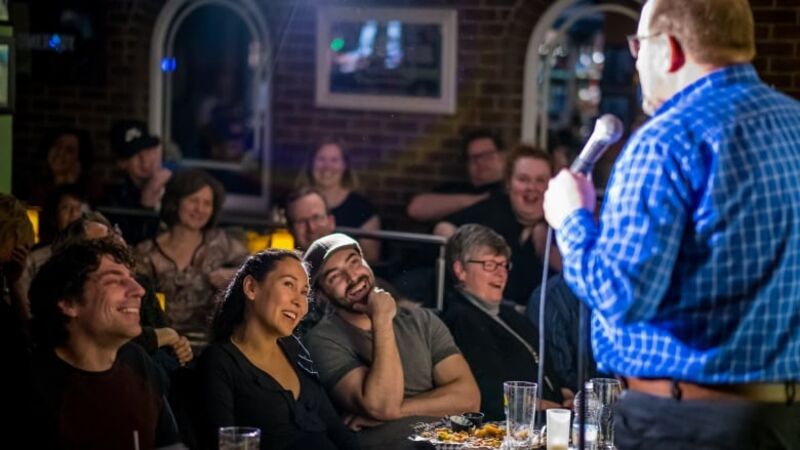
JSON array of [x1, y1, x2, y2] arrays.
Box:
[[160, 57, 177, 72], [48, 34, 62, 51]]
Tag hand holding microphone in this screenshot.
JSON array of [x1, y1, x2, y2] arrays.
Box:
[[543, 114, 623, 229]]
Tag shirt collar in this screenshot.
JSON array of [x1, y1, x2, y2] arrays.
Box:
[[655, 63, 759, 116], [457, 286, 501, 316]]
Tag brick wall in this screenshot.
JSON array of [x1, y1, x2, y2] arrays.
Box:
[[750, 0, 800, 98], [11, 0, 800, 231]]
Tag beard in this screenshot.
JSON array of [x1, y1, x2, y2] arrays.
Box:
[[329, 274, 373, 313]]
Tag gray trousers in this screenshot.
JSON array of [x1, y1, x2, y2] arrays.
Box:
[[614, 390, 800, 450]]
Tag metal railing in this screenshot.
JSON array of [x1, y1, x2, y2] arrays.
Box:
[[95, 206, 449, 310]]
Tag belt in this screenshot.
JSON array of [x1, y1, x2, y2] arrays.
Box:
[[623, 377, 798, 404]]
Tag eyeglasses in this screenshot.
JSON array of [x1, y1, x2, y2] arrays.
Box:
[[468, 149, 499, 164], [626, 33, 661, 59], [467, 259, 512, 272], [292, 213, 328, 228]]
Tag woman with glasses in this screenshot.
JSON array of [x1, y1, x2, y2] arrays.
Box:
[[440, 224, 570, 421], [434, 144, 562, 306], [136, 169, 248, 348]]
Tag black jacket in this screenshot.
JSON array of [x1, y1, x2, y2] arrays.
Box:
[[441, 288, 565, 420]]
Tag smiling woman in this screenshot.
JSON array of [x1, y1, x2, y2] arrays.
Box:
[[196, 250, 360, 450], [135, 169, 248, 343], [295, 138, 381, 262]]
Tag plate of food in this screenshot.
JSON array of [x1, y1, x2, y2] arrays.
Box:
[[409, 419, 509, 449]]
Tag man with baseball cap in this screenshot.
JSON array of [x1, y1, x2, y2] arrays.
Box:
[[303, 233, 480, 449], [103, 120, 172, 244]]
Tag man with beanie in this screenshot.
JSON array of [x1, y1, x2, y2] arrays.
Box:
[[104, 120, 172, 244], [303, 233, 480, 449]]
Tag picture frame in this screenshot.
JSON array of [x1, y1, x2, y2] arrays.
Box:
[[0, 35, 14, 114], [315, 6, 457, 115], [0, 0, 9, 24]]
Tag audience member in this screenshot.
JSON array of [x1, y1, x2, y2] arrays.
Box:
[[303, 233, 479, 449], [286, 186, 336, 252], [22, 127, 98, 208], [296, 139, 381, 262], [47, 214, 193, 366], [197, 250, 360, 450], [441, 224, 569, 420], [104, 120, 172, 244], [136, 169, 248, 346], [26, 239, 180, 449], [434, 144, 561, 307], [407, 130, 505, 223], [20, 184, 89, 295], [0, 193, 35, 345], [0, 194, 36, 441]]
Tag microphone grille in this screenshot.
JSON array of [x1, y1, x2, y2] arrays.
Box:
[[596, 114, 624, 143]]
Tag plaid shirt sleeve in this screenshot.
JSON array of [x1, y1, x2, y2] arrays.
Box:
[[556, 127, 694, 325]]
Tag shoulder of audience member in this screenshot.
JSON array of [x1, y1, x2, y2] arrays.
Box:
[[303, 315, 344, 346], [281, 335, 312, 359]]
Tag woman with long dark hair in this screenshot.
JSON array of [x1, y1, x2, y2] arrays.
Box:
[[196, 250, 359, 450]]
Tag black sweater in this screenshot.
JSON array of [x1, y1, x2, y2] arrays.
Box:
[[196, 336, 360, 450]]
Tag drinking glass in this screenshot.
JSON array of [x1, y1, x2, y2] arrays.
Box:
[[591, 378, 622, 450], [219, 426, 260, 450], [546, 408, 571, 450], [503, 381, 538, 449]]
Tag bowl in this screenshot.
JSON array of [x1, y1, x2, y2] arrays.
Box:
[[449, 414, 474, 432], [462, 412, 485, 428]]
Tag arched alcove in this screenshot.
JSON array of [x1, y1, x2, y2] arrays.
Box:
[[521, 0, 642, 151], [150, 0, 272, 212]]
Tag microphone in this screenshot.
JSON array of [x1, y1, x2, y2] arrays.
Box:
[[570, 114, 624, 175]]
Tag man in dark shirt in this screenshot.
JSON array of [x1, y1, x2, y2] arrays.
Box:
[[103, 120, 171, 244], [407, 130, 506, 223], [25, 238, 180, 449]]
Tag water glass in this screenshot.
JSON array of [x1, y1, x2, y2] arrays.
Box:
[[219, 426, 260, 450], [546, 408, 571, 450], [504, 381, 538, 449], [591, 378, 622, 450]]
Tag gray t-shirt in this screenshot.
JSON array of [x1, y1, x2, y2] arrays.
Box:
[[305, 306, 461, 397]]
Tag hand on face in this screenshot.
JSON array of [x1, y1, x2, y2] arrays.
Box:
[[543, 169, 596, 230], [351, 287, 397, 322], [140, 168, 172, 208]]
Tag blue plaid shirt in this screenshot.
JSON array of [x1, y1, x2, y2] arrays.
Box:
[[557, 64, 800, 383]]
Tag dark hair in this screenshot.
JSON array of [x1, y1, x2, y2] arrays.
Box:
[[503, 144, 554, 184], [211, 249, 305, 342], [461, 129, 505, 157], [296, 138, 359, 189], [160, 169, 226, 229], [285, 186, 330, 225], [40, 183, 88, 243], [51, 212, 114, 254], [445, 224, 511, 280], [39, 127, 94, 172], [29, 238, 135, 349]]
